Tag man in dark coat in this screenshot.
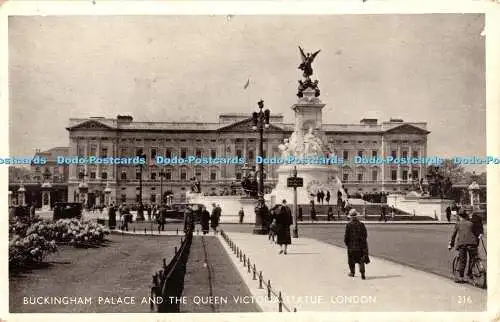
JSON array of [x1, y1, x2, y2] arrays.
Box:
[[108, 203, 117, 229], [183, 206, 195, 234], [449, 209, 479, 283], [276, 199, 293, 255], [446, 206, 451, 222], [326, 191, 331, 204], [210, 204, 222, 234], [200, 205, 210, 235], [344, 209, 369, 280]]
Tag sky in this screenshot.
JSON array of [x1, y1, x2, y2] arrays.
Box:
[[8, 14, 486, 168]]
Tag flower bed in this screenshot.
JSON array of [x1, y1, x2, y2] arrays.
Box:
[[9, 216, 110, 270]]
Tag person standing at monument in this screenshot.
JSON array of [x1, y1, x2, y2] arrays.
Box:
[[276, 200, 293, 254], [238, 207, 245, 224], [108, 203, 116, 229], [310, 200, 317, 221], [326, 190, 331, 205], [344, 209, 369, 280]]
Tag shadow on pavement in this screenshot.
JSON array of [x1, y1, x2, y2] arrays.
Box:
[[364, 274, 402, 280]]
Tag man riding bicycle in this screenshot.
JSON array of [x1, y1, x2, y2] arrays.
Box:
[[448, 208, 481, 283]]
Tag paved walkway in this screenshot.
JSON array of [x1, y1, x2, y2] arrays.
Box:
[[218, 231, 486, 312]]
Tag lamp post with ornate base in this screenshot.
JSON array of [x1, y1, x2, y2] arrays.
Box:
[[136, 149, 147, 221], [252, 100, 271, 235]]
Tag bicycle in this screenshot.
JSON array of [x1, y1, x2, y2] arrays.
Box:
[[451, 237, 487, 289]]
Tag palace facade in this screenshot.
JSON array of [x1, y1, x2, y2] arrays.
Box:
[[64, 114, 430, 206]]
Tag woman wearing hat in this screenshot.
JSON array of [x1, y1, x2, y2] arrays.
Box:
[[344, 209, 369, 279]]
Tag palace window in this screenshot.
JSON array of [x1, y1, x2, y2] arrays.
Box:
[[412, 150, 419, 158], [101, 147, 108, 157], [101, 172, 108, 180], [236, 149, 242, 158], [343, 173, 349, 182], [166, 148, 172, 158], [391, 150, 397, 158], [136, 171, 141, 180], [195, 169, 202, 179], [121, 171, 127, 180], [121, 194, 126, 203], [180, 169, 187, 180], [402, 170, 408, 180], [90, 144, 97, 156], [236, 172, 242, 180], [372, 170, 378, 181], [211, 171, 217, 181], [412, 170, 419, 180], [372, 150, 378, 158], [357, 173, 363, 181], [343, 151, 349, 160], [165, 170, 172, 180], [196, 149, 202, 158], [90, 171, 96, 179], [391, 170, 397, 181], [181, 148, 187, 159], [151, 148, 157, 159], [402, 151, 408, 158], [248, 150, 254, 160], [210, 149, 217, 158], [357, 150, 363, 157], [77, 146, 85, 156], [151, 172, 157, 181], [120, 147, 128, 157]]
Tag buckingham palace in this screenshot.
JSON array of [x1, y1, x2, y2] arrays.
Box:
[[60, 113, 429, 206]]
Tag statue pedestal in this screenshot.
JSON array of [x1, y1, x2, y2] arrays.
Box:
[[270, 164, 342, 206]]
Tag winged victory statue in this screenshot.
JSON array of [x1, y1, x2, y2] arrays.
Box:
[[298, 46, 321, 79]]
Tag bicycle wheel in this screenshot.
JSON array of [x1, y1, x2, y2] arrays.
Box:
[[451, 255, 459, 278], [471, 259, 487, 289]]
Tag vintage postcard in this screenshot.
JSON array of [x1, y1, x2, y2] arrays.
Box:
[[1, 1, 499, 322]]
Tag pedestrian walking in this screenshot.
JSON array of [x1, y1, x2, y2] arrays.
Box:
[[326, 190, 331, 205], [211, 203, 221, 234], [158, 205, 166, 231], [446, 206, 451, 222], [238, 207, 245, 224], [276, 200, 293, 254], [183, 206, 195, 234], [200, 205, 210, 235], [344, 209, 369, 280]]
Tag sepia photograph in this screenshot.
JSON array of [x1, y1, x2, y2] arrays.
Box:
[[2, 2, 496, 319]]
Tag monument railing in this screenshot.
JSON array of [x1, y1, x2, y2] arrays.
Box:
[[219, 229, 297, 313], [149, 228, 193, 313]]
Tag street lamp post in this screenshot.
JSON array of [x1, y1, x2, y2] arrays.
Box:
[[78, 171, 89, 210], [251, 99, 271, 235], [136, 149, 147, 221], [159, 170, 165, 204], [292, 166, 299, 238]]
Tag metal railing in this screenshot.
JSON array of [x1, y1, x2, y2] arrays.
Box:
[[149, 228, 193, 313], [219, 230, 296, 313]]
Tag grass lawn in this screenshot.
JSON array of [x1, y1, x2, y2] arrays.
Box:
[[10, 234, 181, 313]]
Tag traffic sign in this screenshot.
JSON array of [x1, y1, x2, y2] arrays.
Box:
[[287, 177, 303, 188]]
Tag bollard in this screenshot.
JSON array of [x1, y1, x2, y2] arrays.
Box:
[[133, 227, 136, 233], [294, 308, 297, 312], [258, 271, 263, 289], [253, 264, 257, 280], [267, 280, 272, 300], [247, 259, 251, 273], [278, 291, 283, 312], [144, 228, 147, 234], [243, 254, 246, 265], [163, 258, 167, 270], [176, 228, 179, 235]]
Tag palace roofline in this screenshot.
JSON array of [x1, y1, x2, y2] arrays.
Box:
[[66, 115, 429, 134]]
